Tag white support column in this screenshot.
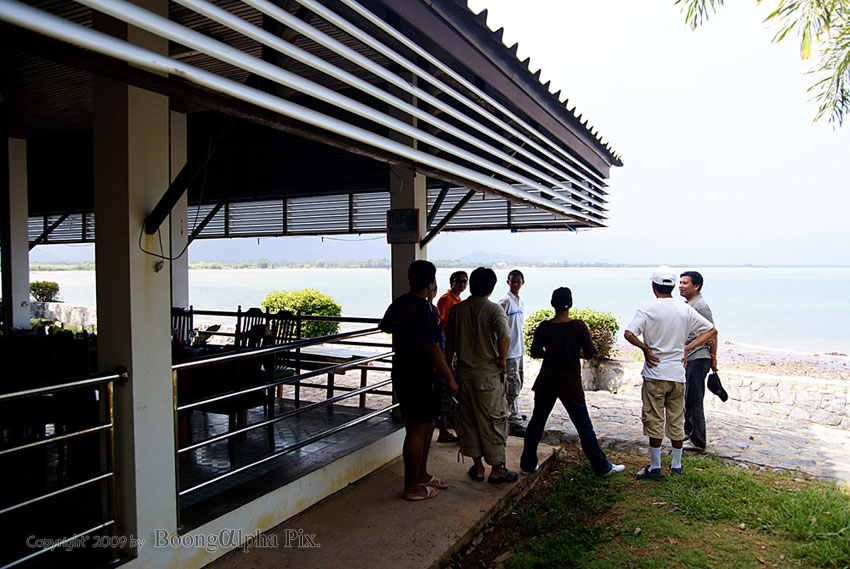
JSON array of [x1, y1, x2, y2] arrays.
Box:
[[389, 165, 427, 299], [169, 111, 189, 309], [93, 1, 176, 560], [6, 138, 30, 329], [388, 73, 427, 299]]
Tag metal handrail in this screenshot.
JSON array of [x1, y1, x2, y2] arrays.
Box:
[[0, 367, 128, 403], [176, 350, 391, 413], [300, 315, 381, 323], [2, 520, 116, 569], [0, 367, 126, 569], [190, 310, 382, 323], [0, 423, 113, 457], [179, 402, 398, 497], [0, 472, 113, 517], [178, 377, 392, 454], [172, 326, 380, 371], [294, 383, 393, 396], [174, 321, 397, 503]]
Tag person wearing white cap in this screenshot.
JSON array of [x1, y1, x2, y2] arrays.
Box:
[[624, 266, 717, 479]]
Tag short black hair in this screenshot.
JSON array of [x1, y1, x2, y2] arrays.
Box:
[[680, 270, 704, 292], [469, 267, 497, 296], [408, 260, 436, 291], [507, 269, 525, 281], [653, 282, 675, 295], [550, 287, 573, 311], [449, 270, 468, 284]]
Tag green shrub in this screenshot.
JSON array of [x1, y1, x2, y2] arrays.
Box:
[[261, 288, 341, 338], [523, 307, 619, 363], [30, 281, 61, 302], [523, 308, 554, 357]]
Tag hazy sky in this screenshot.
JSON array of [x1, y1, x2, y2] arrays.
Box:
[[31, 1, 850, 266]]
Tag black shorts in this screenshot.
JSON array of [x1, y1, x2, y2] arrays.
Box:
[[395, 378, 439, 423]]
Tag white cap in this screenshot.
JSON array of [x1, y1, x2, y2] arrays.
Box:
[[651, 266, 677, 287]]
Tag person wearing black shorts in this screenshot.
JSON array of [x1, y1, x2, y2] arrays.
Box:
[[380, 261, 458, 501]]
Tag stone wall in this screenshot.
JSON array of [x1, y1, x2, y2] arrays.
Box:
[[569, 359, 850, 432], [31, 301, 97, 329], [707, 371, 850, 430]]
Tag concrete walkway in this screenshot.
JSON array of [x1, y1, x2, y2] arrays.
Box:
[[205, 383, 850, 569], [205, 437, 549, 569], [534, 387, 850, 483]]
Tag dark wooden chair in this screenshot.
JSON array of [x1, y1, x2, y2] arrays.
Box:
[[171, 306, 194, 344], [235, 307, 267, 348], [267, 310, 299, 395], [177, 345, 276, 466]]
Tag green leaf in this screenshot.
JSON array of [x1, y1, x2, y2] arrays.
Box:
[[802, 28, 812, 58]]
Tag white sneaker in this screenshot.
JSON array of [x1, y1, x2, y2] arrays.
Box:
[[602, 464, 625, 477]]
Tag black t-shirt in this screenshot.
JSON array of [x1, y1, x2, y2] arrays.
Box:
[[529, 319, 596, 401], [379, 294, 442, 385]]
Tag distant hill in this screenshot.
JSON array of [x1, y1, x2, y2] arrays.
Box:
[[458, 251, 527, 264]]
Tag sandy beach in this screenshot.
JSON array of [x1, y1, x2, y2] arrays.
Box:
[[615, 340, 850, 382]]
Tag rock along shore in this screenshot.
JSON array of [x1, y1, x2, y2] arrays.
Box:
[[516, 342, 850, 484]]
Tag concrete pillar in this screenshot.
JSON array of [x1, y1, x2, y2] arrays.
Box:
[[3, 138, 30, 329], [169, 111, 189, 309], [388, 73, 427, 299], [389, 166, 427, 299], [93, 0, 176, 558]]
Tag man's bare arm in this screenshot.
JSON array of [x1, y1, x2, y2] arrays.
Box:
[[624, 330, 660, 368], [684, 327, 718, 363], [708, 334, 719, 371], [427, 343, 458, 395], [492, 339, 509, 370]]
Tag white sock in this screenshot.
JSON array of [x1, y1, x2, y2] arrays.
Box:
[[672, 448, 683, 469], [650, 446, 662, 470]]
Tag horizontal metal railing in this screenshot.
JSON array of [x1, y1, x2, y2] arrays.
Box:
[[173, 317, 395, 508], [0, 367, 128, 569]]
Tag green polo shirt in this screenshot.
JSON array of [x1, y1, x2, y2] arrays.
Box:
[[444, 295, 511, 380]]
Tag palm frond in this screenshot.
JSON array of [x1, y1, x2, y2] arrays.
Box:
[[679, 0, 850, 125], [675, 0, 726, 29]]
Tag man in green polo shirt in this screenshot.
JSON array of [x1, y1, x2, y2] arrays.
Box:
[[445, 267, 516, 483]]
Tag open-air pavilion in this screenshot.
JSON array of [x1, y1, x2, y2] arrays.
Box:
[[0, 0, 621, 567]]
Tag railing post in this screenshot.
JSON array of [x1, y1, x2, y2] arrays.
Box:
[[295, 314, 302, 407], [359, 368, 367, 408]]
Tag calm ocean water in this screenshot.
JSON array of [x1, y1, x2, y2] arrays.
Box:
[[28, 267, 850, 353]]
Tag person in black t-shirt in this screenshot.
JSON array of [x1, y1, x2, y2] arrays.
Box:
[[380, 261, 458, 501]]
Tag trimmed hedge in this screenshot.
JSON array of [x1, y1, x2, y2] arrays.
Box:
[[261, 288, 341, 338], [30, 281, 61, 302], [523, 307, 619, 363]]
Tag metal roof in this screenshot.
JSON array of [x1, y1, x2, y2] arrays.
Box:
[[2, 0, 623, 245], [26, 183, 597, 247]]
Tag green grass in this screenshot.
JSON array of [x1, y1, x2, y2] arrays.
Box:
[[498, 453, 850, 569], [663, 455, 850, 568]]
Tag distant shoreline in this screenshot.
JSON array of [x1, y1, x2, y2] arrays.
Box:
[[29, 260, 850, 271]]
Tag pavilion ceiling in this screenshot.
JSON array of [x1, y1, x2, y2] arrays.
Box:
[[1, 0, 623, 246]]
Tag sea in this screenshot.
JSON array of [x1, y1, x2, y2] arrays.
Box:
[[27, 266, 850, 354]]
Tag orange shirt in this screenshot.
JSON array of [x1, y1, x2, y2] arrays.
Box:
[[436, 290, 462, 332]]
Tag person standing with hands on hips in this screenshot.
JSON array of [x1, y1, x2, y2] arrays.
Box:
[[624, 266, 717, 479]]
